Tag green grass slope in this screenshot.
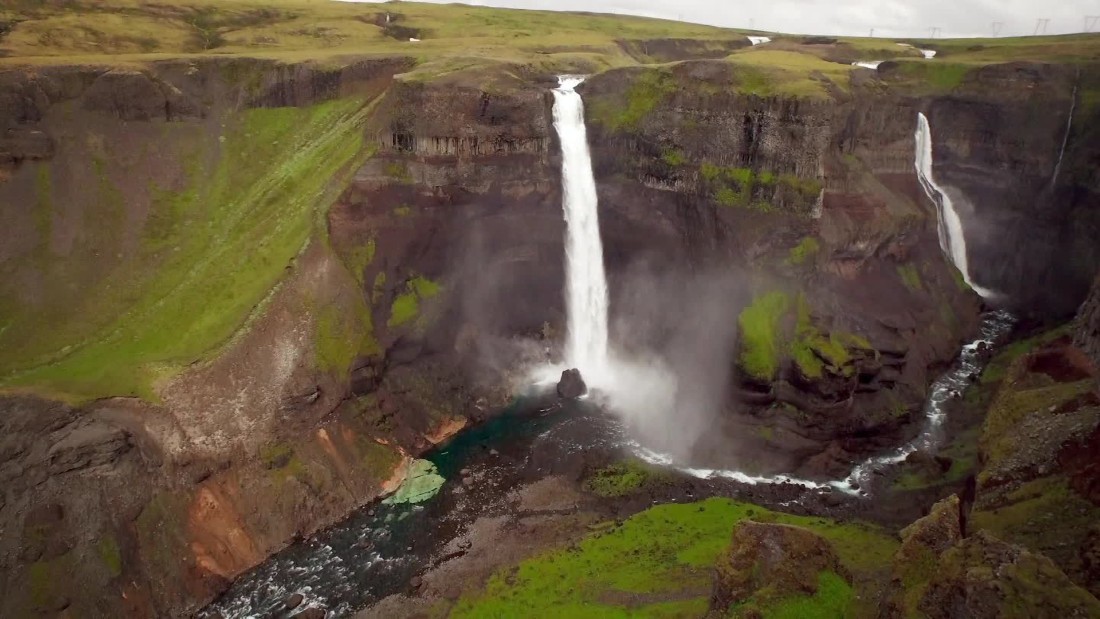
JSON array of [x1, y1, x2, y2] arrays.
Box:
[[452, 497, 897, 618], [0, 97, 377, 401]]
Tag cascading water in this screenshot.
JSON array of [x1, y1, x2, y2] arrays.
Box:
[[1051, 82, 1078, 186], [914, 112, 997, 299], [552, 76, 611, 380]]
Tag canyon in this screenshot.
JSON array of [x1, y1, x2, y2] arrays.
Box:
[[0, 1, 1099, 617]]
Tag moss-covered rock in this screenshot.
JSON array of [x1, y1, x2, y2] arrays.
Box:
[[710, 521, 850, 617]]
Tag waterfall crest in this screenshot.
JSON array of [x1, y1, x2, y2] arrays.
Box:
[[914, 113, 997, 299], [552, 76, 610, 379]]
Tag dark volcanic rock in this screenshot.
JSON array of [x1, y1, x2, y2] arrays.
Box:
[[918, 532, 1100, 619], [556, 369, 587, 400], [1074, 274, 1100, 373], [887, 496, 1100, 618]]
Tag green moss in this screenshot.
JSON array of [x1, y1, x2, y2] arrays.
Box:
[[393, 204, 413, 217], [259, 442, 309, 483], [3, 98, 376, 402], [342, 237, 376, 285], [948, 263, 970, 292], [452, 498, 896, 617], [703, 164, 818, 214], [583, 460, 664, 498], [971, 476, 1100, 565], [355, 435, 401, 483], [981, 378, 1094, 468], [738, 291, 790, 381], [715, 184, 747, 208], [134, 492, 188, 588], [383, 160, 413, 183], [387, 275, 441, 328], [701, 161, 722, 182], [97, 535, 123, 578], [371, 271, 387, 305], [661, 149, 686, 167], [735, 571, 853, 619], [788, 295, 860, 379], [28, 561, 52, 609], [897, 263, 924, 292], [314, 281, 378, 375], [787, 237, 820, 266]]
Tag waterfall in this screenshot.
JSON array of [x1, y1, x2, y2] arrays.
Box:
[[914, 113, 996, 299], [1051, 82, 1078, 187], [552, 76, 610, 378]]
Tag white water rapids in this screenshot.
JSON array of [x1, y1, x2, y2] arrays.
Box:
[[915, 112, 997, 299]]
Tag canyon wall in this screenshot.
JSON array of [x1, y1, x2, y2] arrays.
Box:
[[0, 52, 1096, 616]]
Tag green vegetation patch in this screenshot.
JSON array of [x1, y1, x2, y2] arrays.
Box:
[[2, 98, 376, 402], [97, 535, 123, 578], [890, 61, 973, 93], [789, 295, 866, 380], [590, 68, 678, 131], [897, 263, 924, 292], [786, 237, 820, 266], [732, 570, 853, 619], [727, 50, 855, 99], [582, 460, 666, 498], [701, 163, 821, 214], [451, 497, 897, 617], [314, 296, 379, 375], [387, 275, 442, 328], [738, 291, 791, 381]]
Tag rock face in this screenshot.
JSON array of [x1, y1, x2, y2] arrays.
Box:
[[887, 496, 1100, 618], [556, 369, 588, 399], [581, 64, 984, 477], [709, 521, 847, 616], [1075, 274, 1100, 372], [919, 531, 1100, 618]]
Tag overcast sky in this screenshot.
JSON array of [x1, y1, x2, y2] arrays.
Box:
[[353, 0, 1098, 38]]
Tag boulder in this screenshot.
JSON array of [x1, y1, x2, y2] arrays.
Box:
[[709, 521, 847, 615], [556, 368, 587, 399]]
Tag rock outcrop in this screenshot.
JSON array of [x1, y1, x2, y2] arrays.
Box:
[[1075, 274, 1100, 372], [886, 495, 1100, 618], [709, 521, 848, 617]]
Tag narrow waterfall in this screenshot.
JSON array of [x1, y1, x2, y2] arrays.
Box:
[[1051, 82, 1078, 187], [914, 113, 996, 299], [552, 76, 610, 379]]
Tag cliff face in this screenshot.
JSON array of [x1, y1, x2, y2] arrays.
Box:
[[918, 63, 1100, 317], [0, 51, 1096, 617], [1076, 275, 1100, 371], [581, 64, 979, 476]]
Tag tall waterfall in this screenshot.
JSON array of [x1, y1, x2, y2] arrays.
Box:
[[914, 113, 996, 299], [1051, 82, 1078, 187], [552, 76, 610, 378]]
